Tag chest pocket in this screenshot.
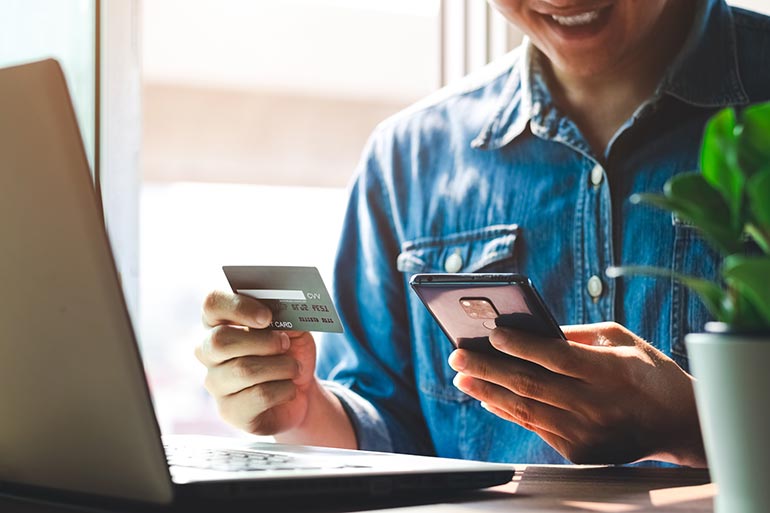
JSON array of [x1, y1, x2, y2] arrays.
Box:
[[396, 224, 521, 403], [670, 215, 722, 371], [396, 224, 521, 275]]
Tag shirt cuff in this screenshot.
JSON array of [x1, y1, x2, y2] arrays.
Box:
[[321, 380, 393, 453]]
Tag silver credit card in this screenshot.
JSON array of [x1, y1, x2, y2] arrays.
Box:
[[223, 266, 343, 333]]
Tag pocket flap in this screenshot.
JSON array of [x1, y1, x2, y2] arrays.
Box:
[[396, 224, 520, 274]]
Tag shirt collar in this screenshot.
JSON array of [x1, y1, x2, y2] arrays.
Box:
[[472, 0, 749, 151], [659, 0, 749, 107]]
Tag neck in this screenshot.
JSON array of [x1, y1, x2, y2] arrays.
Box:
[[544, 1, 695, 158]]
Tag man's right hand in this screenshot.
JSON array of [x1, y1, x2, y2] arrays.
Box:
[[196, 291, 319, 436]]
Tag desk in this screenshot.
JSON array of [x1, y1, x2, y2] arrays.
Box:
[[0, 466, 713, 513]]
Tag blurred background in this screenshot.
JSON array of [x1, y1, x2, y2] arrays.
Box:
[[1, 0, 767, 437], [138, 0, 441, 436]]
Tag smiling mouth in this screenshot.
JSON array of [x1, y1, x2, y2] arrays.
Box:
[[537, 4, 613, 38], [550, 9, 602, 26]]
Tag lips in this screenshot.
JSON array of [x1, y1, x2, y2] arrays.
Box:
[[551, 9, 602, 26], [531, 1, 613, 17], [536, 4, 614, 40]]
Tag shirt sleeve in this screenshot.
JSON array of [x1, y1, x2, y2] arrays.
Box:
[[316, 127, 435, 456], [320, 380, 392, 452]]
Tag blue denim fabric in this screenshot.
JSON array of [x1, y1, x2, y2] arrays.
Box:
[[316, 0, 770, 463]]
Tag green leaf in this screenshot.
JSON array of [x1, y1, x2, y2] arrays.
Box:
[[722, 256, 770, 328], [606, 265, 725, 321], [629, 192, 684, 215], [738, 102, 770, 177], [725, 291, 766, 329], [701, 107, 745, 229], [745, 224, 770, 255], [747, 168, 770, 234], [635, 173, 743, 255]]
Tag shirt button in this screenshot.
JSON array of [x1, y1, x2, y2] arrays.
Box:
[[444, 252, 463, 273], [590, 164, 604, 186], [587, 275, 603, 299]]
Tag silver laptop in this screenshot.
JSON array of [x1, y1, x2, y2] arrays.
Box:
[[0, 59, 514, 506]]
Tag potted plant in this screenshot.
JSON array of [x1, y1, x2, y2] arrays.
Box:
[[607, 101, 770, 513]]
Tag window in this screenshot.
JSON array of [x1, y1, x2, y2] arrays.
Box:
[[1, 1, 141, 319], [0, 0, 96, 167], [139, 0, 441, 435]]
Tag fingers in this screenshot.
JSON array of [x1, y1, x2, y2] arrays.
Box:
[[479, 402, 538, 432], [196, 326, 290, 367], [480, 401, 574, 454], [453, 373, 581, 436], [561, 322, 637, 347], [202, 290, 273, 329], [488, 327, 594, 378], [448, 349, 582, 410], [217, 380, 298, 431], [204, 355, 301, 397]]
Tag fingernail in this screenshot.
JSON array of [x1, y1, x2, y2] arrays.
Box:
[[296, 359, 303, 375], [480, 401, 490, 411], [453, 373, 471, 392], [256, 310, 271, 327], [280, 332, 290, 351], [488, 329, 503, 348], [448, 351, 466, 371]]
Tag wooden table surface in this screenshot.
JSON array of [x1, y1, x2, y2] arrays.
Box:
[[390, 465, 715, 513], [0, 465, 714, 513]]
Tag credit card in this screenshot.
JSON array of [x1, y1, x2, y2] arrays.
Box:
[[222, 266, 343, 333]]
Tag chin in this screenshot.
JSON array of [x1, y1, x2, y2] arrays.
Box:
[[550, 56, 612, 78]]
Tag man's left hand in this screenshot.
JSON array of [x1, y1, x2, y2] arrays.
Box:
[[448, 322, 706, 467]]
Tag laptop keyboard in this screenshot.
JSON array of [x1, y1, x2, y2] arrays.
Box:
[[164, 444, 369, 473], [165, 444, 304, 472]]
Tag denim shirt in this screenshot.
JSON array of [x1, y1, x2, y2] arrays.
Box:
[[316, 0, 770, 463]]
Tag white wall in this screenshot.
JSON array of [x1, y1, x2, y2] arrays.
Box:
[[142, 0, 440, 102], [727, 0, 770, 15]]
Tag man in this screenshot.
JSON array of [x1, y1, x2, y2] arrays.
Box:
[[196, 0, 770, 466]]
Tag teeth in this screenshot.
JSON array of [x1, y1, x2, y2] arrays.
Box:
[[551, 9, 601, 26]]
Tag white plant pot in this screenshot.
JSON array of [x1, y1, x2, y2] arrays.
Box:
[[685, 328, 770, 513]]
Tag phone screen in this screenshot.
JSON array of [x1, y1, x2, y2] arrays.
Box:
[[410, 273, 565, 355]]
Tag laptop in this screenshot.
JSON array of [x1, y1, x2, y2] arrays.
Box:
[[0, 59, 514, 506]]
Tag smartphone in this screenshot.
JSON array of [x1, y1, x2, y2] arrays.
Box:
[[410, 273, 565, 356]]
